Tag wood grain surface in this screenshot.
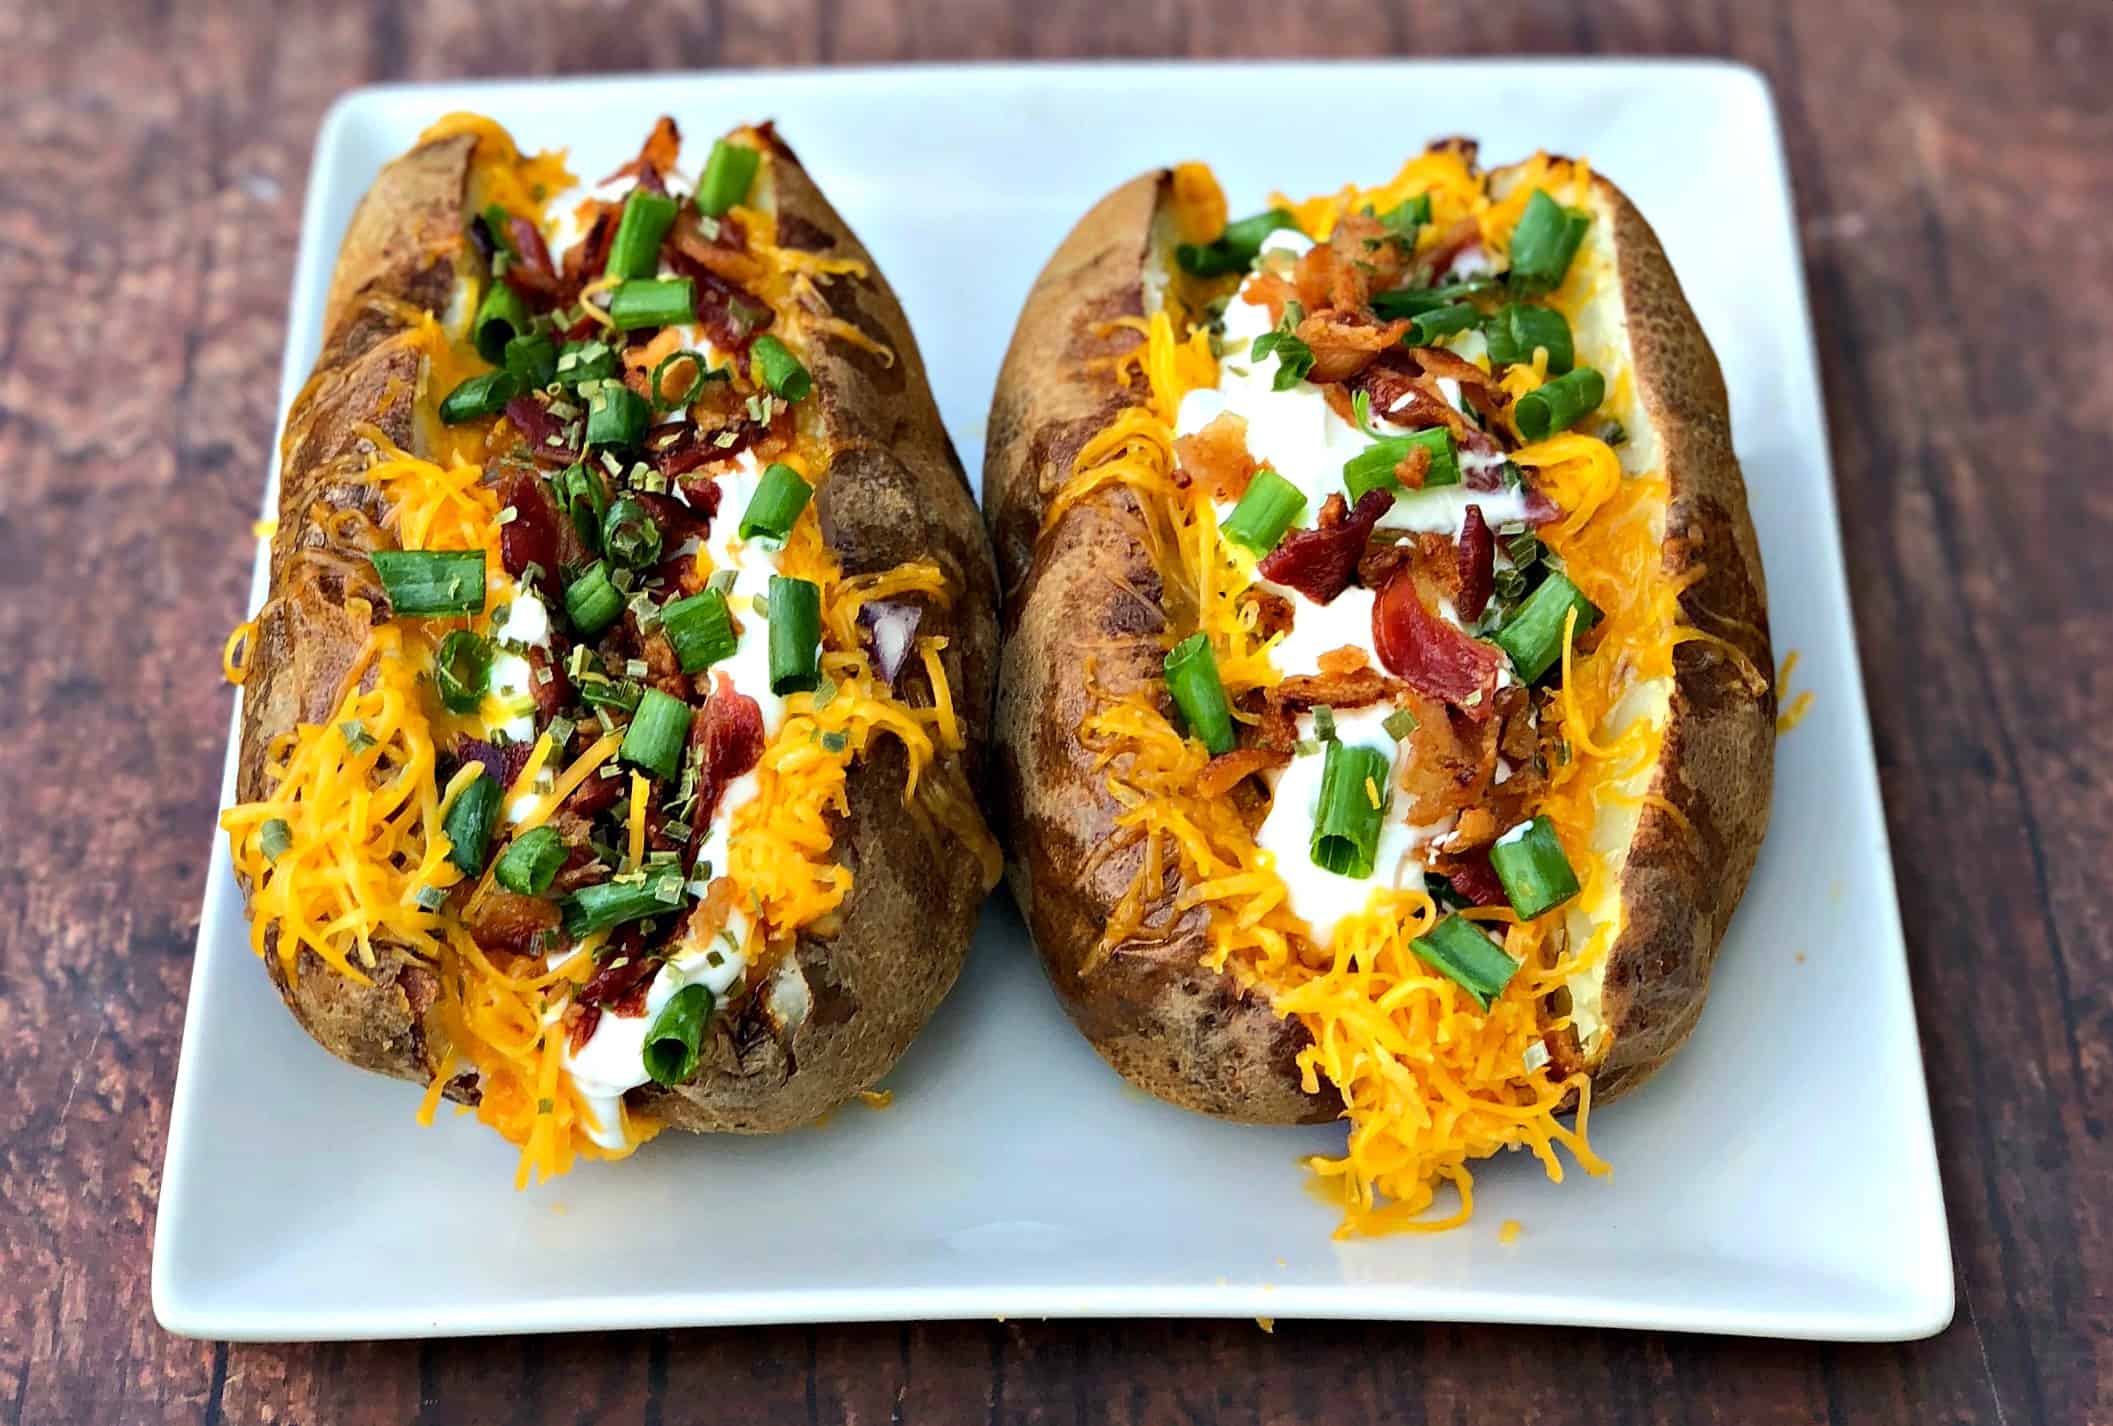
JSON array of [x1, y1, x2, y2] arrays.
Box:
[[1, 0, 2107, 1422]]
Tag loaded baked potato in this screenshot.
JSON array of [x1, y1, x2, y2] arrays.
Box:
[[222, 114, 999, 1182], [986, 145, 1773, 1231]]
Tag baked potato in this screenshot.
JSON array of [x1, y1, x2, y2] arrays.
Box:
[[222, 113, 999, 1183], [985, 145, 1773, 1231]]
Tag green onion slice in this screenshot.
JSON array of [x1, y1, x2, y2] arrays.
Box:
[[472, 281, 531, 364], [738, 463, 813, 543], [750, 335, 812, 401], [555, 340, 620, 388], [433, 629, 494, 714], [1163, 633, 1235, 756], [620, 687, 693, 780], [608, 277, 696, 332], [1310, 740, 1390, 878], [502, 330, 558, 389], [649, 349, 719, 412], [662, 588, 737, 673], [1405, 301, 1480, 348], [1408, 913, 1520, 1011], [1487, 815, 1583, 920], [370, 550, 486, 617], [697, 139, 762, 218], [608, 188, 680, 281], [1176, 208, 1299, 277], [1369, 279, 1499, 320], [1482, 303, 1575, 374], [438, 370, 520, 425], [1220, 468, 1306, 555], [442, 769, 501, 876], [494, 825, 567, 896], [1506, 190, 1592, 297], [560, 866, 689, 937], [564, 561, 624, 637], [641, 982, 717, 1085], [1512, 367, 1605, 442], [1342, 426, 1460, 502], [555, 462, 610, 555], [584, 382, 651, 449], [766, 575, 823, 695], [601, 496, 663, 569], [259, 818, 293, 861], [1492, 569, 1602, 684]]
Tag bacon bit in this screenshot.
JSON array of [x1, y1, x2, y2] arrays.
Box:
[[1456, 505, 1495, 622], [662, 251, 775, 352], [1408, 345, 1511, 429], [460, 891, 560, 955], [1392, 691, 1489, 824], [1520, 480, 1561, 526], [1343, 353, 1460, 435], [1326, 212, 1415, 294], [565, 1002, 602, 1054], [1257, 489, 1393, 604], [1460, 426, 1512, 491], [1273, 665, 1396, 713], [1447, 807, 1500, 851], [496, 467, 562, 578], [684, 875, 739, 947], [1295, 310, 1412, 384], [525, 646, 573, 721], [501, 216, 561, 306], [1316, 645, 1372, 675], [560, 207, 619, 296], [1373, 561, 1502, 717], [1246, 589, 1294, 641], [1357, 534, 1415, 593], [688, 673, 765, 833], [1394, 441, 1433, 491], [1442, 849, 1509, 907], [453, 735, 532, 793], [670, 207, 768, 288], [1174, 411, 1259, 502], [675, 475, 723, 516], [1240, 269, 1299, 330], [604, 115, 682, 187], [563, 762, 623, 818], [579, 931, 661, 1016], [1196, 747, 1291, 800], [503, 395, 581, 468]]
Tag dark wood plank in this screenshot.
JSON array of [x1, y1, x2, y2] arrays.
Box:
[[0, 0, 2106, 1422]]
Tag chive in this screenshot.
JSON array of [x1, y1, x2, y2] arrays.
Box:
[[1513, 367, 1605, 441], [1378, 192, 1431, 240], [555, 462, 610, 555], [1311, 704, 1336, 742], [600, 497, 662, 569], [1310, 741, 1390, 878], [1487, 815, 1583, 920], [494, 825, 566, 895], [767, 576, 823, 694], [607, 277, 695, 332], [438, 370, 519, 425], [1492, 569, 1602, 683], [560, 866, 690, 937], [662, 589, 737, 673], [621, 688, 693, 780], [579, 676, 643, 713], [1249, 306, 1315, 390], [259, 818, 293, 861], [502, 330, 558, 388], [696, 139, 762, 218], [1506, 190, 1592, 297], [1370, 279, 1500, 320], [1221, 468, 1306, 556], [750, 335, 811, 401], [1404, 300, 1480, 348], [472, 281, 531, 364], [433, 630, 494, 714], [608, 188, 680, 281], [1175, 208, 1299, 277], [555, 340, 620, 388], [641, 982, 717, 1085], [1343, 427, 1459, 502], [1483, 303, 1574, 374], [340, 720, 374, 753], [1409, 914, 1520, 1010], [1382, 706, 1420, 740], [443, 769, 501, 875], [584, 383, 651, 449], [370, 550, 486, 617], [738, 463, 813, 543], [564, 561, 624, 637], [649, 349, 720, 412], [1163, 633, 1235, 756]]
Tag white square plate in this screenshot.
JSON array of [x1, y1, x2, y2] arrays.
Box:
[[154, 60, 1951, 1342]]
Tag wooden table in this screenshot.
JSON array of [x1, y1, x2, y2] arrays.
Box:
[[4, 0, 2105, 1421]]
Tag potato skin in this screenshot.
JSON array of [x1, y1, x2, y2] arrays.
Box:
[[983, 164, 1772, 1121], [236, 125, 998, 1132]]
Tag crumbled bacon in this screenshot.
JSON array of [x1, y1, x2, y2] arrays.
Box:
[[670, 207, 768, 288], [688, 673, 765, 834], [1294, 309, 1412, 384], [501, 216, 562, 306], [525, 646, 573, 721], [603, 115, 682, 187], [1239, 270, 1298, 329], [453, 735, 531, 793], [1173, 411, 1258, 502], [503, 395, 581, 468], [1342, 352, 1464, 436], [1372, 561, 1502, 717], [1246, 589, 1294, 641], [1407, 345, 1510, 430], [1196, 747, 1291, 800], [559, 207, 619, 296], [661, 251, 775, 352], [1275, 665, 1396, 711], [460, 891, 560, 954], [563, 764, 623, 818], [496, 467, 563, 578], [1256, 489, 1393, 604], [1456, 505, 1495, 622], [578, 928, 661, 1016], [1439, 849, 1509, 907]]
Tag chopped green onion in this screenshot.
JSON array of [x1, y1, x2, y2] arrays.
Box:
[[1382, 706, 1420, 740], [1249, 305, 1315, 390], [1370, 279, 1500, 320], [370, 549, 486, 616], [1163, 633, 1235, 756], [1487, 815, 1582, 919], [259, 818, 293, 861], [621, 687, 693, 780], [555, 463, 610, 555], [1311, 704, 1337, 742], [601, 496, 662, 569], [767, 575, 823, 695], [1483, 303, 1574, 373], [433, 630, 493, 714], [608, 188, 680, 281], [579, 675, 643, 713], [340, 720, 374, 754], [642, 982, 717, 1086], [1220, 468, 1306, 555], [649, 349, 719, 412], [1405, 301, 1480, 348], [662, 589, 737, 672], [1506, 190, 1592, 297], [1409, 914, 1520, 1010], [738, 463, 813, 543], [472, 281, 531, 364], [560, 866, 690, 937], [1377, 193, 1431, 241], [696, 139, 762, 218], [555, 340, 620, 388], [1492, 569, 1602, 684], [584, 383, 651, 449], [503, 330, 558, 388], [750, 335, 812, 401], [494, 825, 566, 895], [1310, 740, 1389, 878], [1342, 427, 1460, 502], [443, 769, 501, 875], [1512, 367, 1605, 441], [438, 371, 519, 425], [564, 561, 624, 637], [1176, 208, 1299, 277], [481, 203, 515, 256], [608, 277, 695, 331]]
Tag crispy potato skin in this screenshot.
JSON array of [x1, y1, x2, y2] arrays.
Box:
[[235, 126, 997, 1133], [984, 165, 1772, 1122]]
